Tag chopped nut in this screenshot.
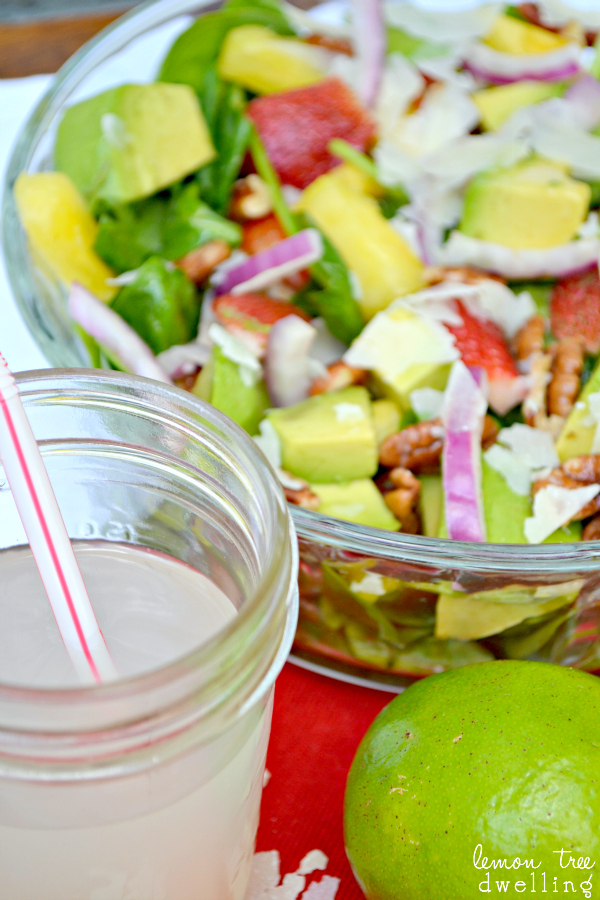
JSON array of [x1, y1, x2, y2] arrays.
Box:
[[547, 337, 584, 420], [583, 514, 600, 541], [229, 174, 272, 222], [309, 360, 368, 396], [482, 414, 499, 450], [284, 486, 320, 510], [304, 33, 353, 55], [174, 370, 199, 393], [533, 455, 600, 521], [383, 468, 421, 533], [176, 240, 230, 285], [423, 265, 506, 287], [380, 415, 498, 472], [513, 315, 545, 364], [522, 350, 552, 428]]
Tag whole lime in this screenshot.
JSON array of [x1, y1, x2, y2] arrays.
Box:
[[344, 661, 600, 900]]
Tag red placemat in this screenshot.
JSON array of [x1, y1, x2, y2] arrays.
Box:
[[256, 662, 392, 898]]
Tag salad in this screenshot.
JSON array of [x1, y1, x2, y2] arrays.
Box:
[[14, 0, 600, 677]]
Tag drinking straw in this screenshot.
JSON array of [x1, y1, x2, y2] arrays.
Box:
[[0, 353, 116, 684]]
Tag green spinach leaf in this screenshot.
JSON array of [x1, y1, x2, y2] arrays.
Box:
[[111, 256, 200, 354]]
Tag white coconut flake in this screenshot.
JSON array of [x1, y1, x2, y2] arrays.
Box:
[[208, 323, 262, 387], [525, 484, 600, 544], [277, 469, 308, 491], [484, 444, 532, 496], [301, 875, 341, 899], [350, 572, 387, 596], [263, 768, 272, 787], [410, 387, 445, 421], [384, 1, 502, 42], [280, 874, 306, 899], [579, 211, 600, 239], [333, 403, 365, 423], [296, 850, 329, 877], [376, 53, 425, 137], [387, 83, 480, 159], [254, 420, 282, 470], [310, 318, 348, 364], [245, 852, 281, 899], [388, 211, 421, 256]]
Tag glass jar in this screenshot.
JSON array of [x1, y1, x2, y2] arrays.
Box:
[[3, 0, 600, 692], [0, 370, 298, 900]]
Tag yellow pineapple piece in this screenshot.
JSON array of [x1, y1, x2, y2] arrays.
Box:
[[217, 25, 326, 94], [14, 172, 116, 301], [484, 14, 569, 54], [297, 172, 424, 320]]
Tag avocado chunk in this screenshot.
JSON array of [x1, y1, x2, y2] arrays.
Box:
[[459, 159, 591, 250], [193, 346, 269, 435], [419, 474, 443, 538], [267, 386, 378, 483], [310, 479, 400, 531], [435, 589, 575, 641], [55, 83, 215, 206], [472, 81, 564, 132], [556, 356, 600, 460], [371, 399, 401, 447]]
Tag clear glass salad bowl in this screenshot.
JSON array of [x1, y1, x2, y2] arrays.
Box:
[[4, 0, 600, 691]]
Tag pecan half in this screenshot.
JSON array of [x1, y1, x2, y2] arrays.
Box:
[[284, 485, 320, 510], [380, 415, 498, 472], [522, 351, 552, 428], [305, 33, 353, 55], [513, 315, 545, 364], [533, 456, 600, 521], [583, 515, 600, 541], [174, 370, 200, 393], [176, 240, 230, 285], [423, 266, 506, 287], [547, 337, 584, 420], [229, 174, 272, 222], [383, 467, 421, 533], [309, 360, 368, 396]]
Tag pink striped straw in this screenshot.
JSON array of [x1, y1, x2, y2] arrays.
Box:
[[0, 353, 116, 685]]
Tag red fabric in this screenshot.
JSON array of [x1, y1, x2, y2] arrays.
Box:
[[256, 662, 391, 898]]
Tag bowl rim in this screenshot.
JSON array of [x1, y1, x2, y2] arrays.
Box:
[[4, 0, 600, 573]]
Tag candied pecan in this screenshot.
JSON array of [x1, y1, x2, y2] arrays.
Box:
[[513, 315, 545, 364], [482, 414, 499, 450], [379, 419, 445, 472], [583, 515, 600, 541], [309, 360, 368, 396], [305, 34, 353, 55], [176, 240, 230, 285], [284, 485, 320, 510], [174, 370, 199, 393], [229, 174, 272, 222], [383, 468, 421, 533], [423, 265, 505, 287], [522, 351, 552, 428], [547, 337, 584, 419], [533, 456, 600, 521]]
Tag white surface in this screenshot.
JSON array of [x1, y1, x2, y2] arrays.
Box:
[[0, 75, 52, 373]]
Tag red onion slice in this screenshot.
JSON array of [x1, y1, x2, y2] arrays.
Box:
[[68, 283, 172, 384], [264, 315, 320, 407], [564, 74, 600, 131], [214, 229, 323, 297], [439, 231, 600, 280], [465, 40, 581, 85], [442, 361, 487, 543], [350, 0, 385, 107]]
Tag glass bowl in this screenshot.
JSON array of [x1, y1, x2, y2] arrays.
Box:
[[4, 0, 600, 691]]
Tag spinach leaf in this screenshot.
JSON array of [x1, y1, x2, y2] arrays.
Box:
[[293, 219, 364, 346], [95, 183, 241, 273], [111, 256, 200, 354], [158, 0, 294, 92], [327, 138, 409, 219], [248, 124, 298, 235], [196, 70, 253, 214]]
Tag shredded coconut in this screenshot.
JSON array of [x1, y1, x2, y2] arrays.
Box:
[[301, 876, 341, 899], [524, 484, 600, 544], [333, 403, 365, 423], [350, 572, 387, 597], [296, 851, 329, 877]]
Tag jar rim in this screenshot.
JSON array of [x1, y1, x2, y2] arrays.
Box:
[[0, 370, 297, 746]]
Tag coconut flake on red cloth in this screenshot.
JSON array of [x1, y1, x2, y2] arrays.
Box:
[[525, 484, 600, 544], [244, 852, 307, 900], [302, 877, 341, 899], [297, 851, 329, 877]]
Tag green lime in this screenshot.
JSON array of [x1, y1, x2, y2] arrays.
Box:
[[344, 661, 600, 899]]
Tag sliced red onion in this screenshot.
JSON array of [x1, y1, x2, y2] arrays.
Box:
[[465, 40, 581, 84], [214, 229, 323, 297], [350, 0, 385, 107], [264, 315, 320, 407], [156, 341, 211, 379], [442, 361, 487, 543], [439, 231, 600, 280], [68, 283, 172, 384], [564, 74, 600, 131]]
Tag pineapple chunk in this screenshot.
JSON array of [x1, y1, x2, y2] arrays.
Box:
[[14, 172, 116, 301], [217, 25, 327, 94], [297, 172, 424, 319], [484, 14, 569, 54]]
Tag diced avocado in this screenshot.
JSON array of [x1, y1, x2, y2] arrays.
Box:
[[472, 81, 564, 132], [193, 346, 269, 435], [484, 14, 569, 54], [419, 474, 443, 538], [267, 386, 378, 483], [310, 479, 401, 531], [556, 356, 600, 460], [435, 590, 574, 641], [297, 172, 424, 320], [459, 159, 591, 250], [499, 608, 571, 659], [372, 399, 401, 446], [217, 25, 325, 94], [14, 172, 116, 301], [55, 83, 215, 206]]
